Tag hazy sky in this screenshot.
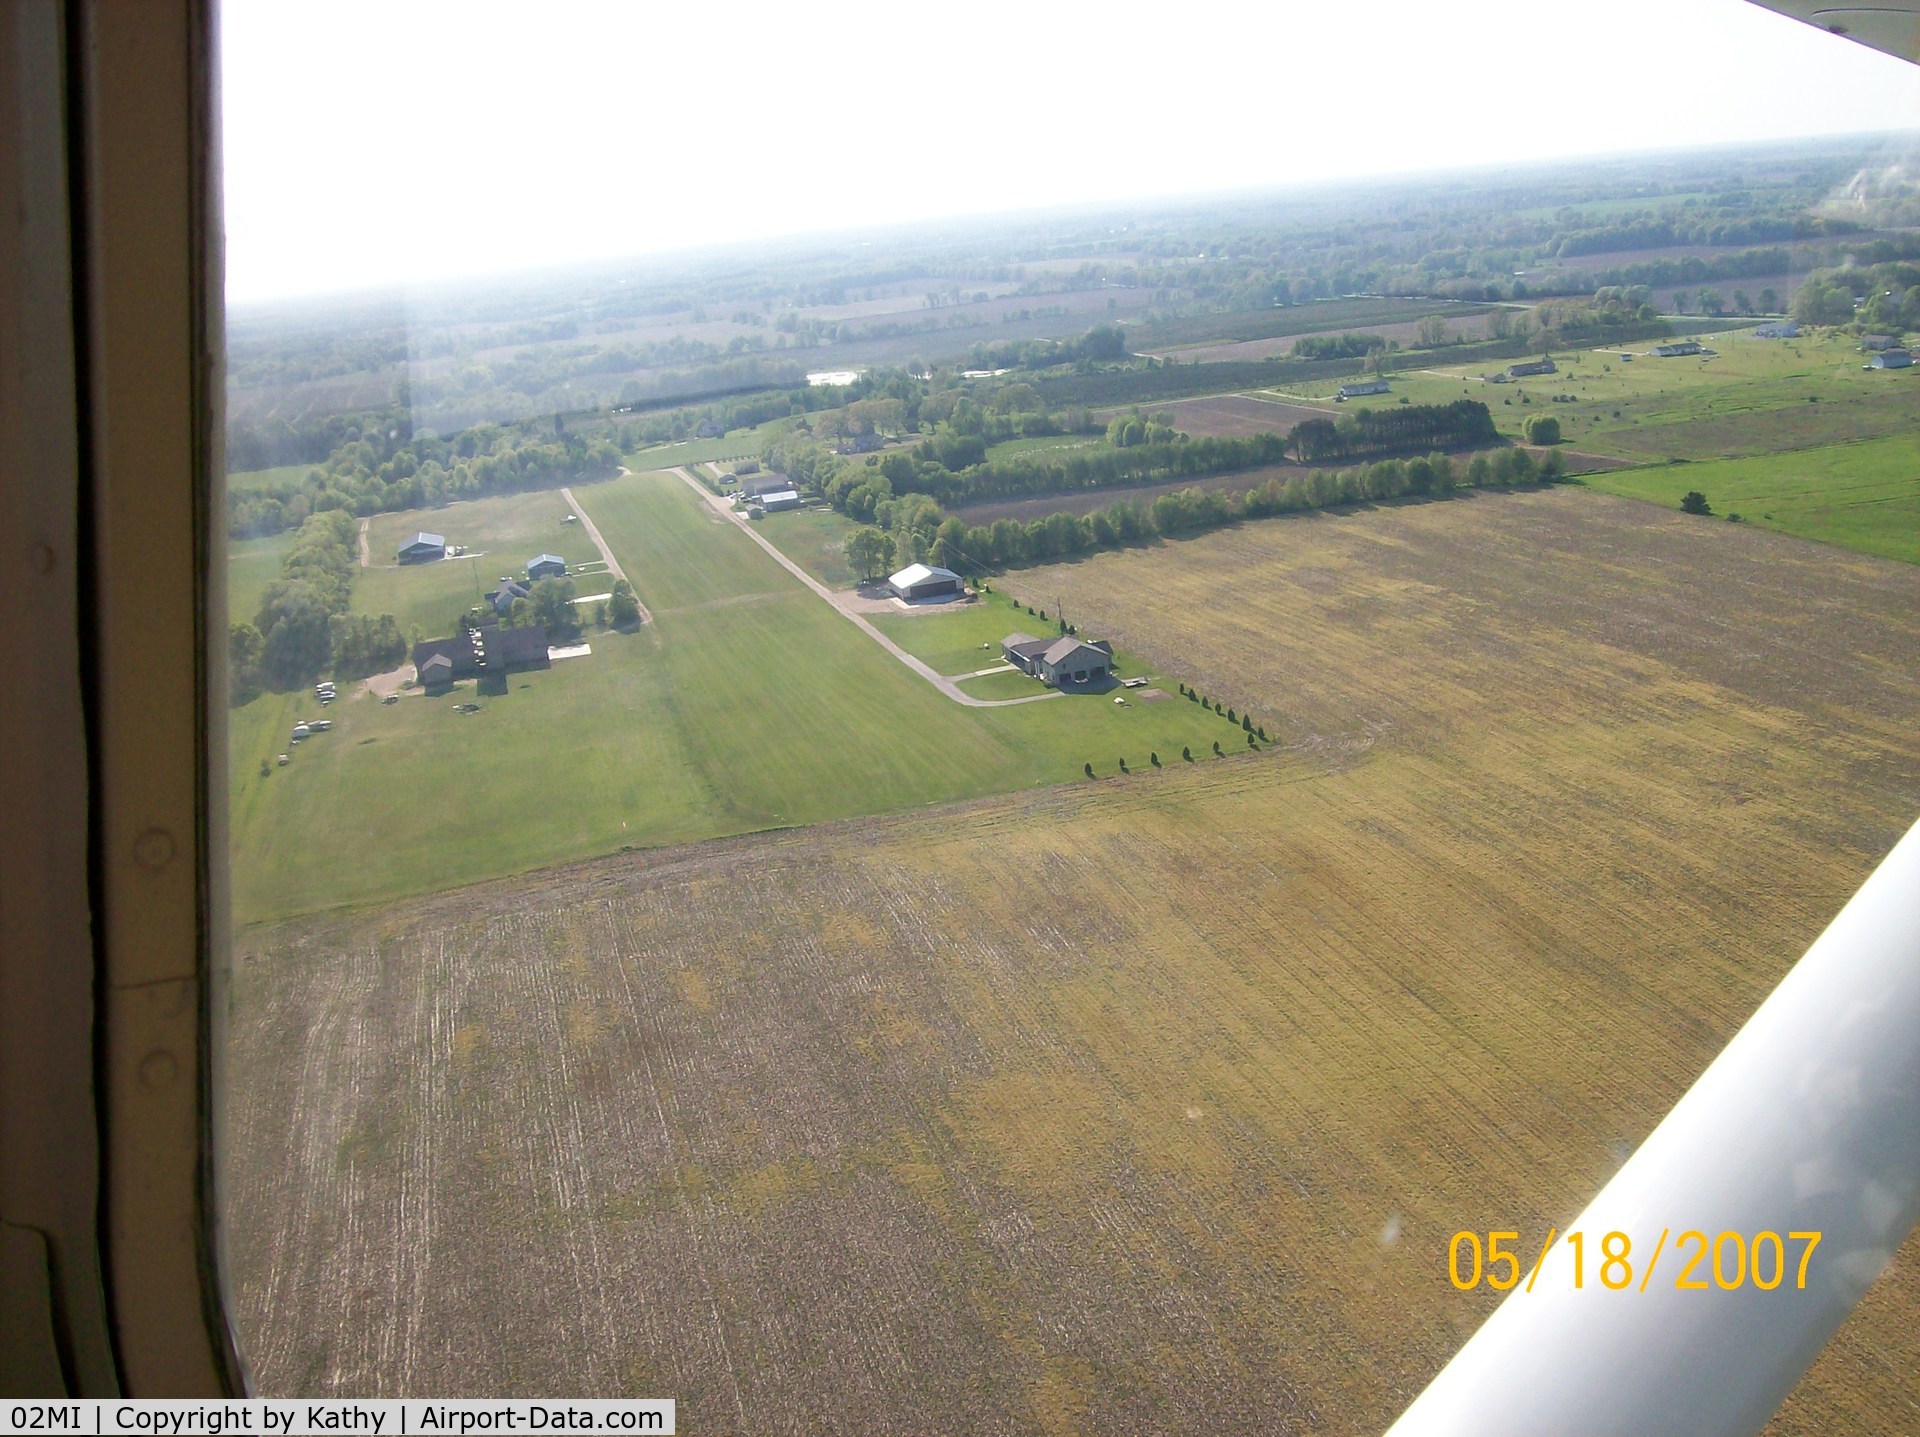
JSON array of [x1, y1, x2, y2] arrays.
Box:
[[220, 0, 1920, 302]]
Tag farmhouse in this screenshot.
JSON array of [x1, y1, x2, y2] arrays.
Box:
[[397, 532, 446, 564], [488, 578, 529, 616], [527, 554, 568, 581], [1753, 321, 1800, 339], [887, 562, 964, 601], [1336, 379, 1390, 400], [1002, 632, 1115, 686], [1652, 341, 1704, 358], [1866, 349, 1914, 369], [1506, 357, 1557, 378]]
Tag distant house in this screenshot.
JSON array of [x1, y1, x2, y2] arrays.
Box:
[[739, 473, 795, 499], [1507, 357, 1557, 378], [1652, 341, 1704, 358], [1867, 349, 1914, 369], [527, 554, 568, 581], [694, 418, 725, 438], [1753, 321, 1800, 339], [488, 578, 529, 616], [1336, 378, 1390, 400], [836, 433, 883, 455], [759, 489, 802, 512], [397, 531, 446, 564], [1863, 333, 1900, 351], [887, 563, 964, 601]]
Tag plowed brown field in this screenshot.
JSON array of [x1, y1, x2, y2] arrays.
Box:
[[227, 488, 1920, 1432]]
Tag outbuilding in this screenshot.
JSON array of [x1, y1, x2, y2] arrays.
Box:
[[887, 562, 964, 601], [1867, 349, 1914, 369], [488, 578, 529, 616], [1336, 379, 1390, 400], [527, 554, 568, 581], [759, 489, 802, 512], [1652, 341, 1704, 358], [397, 532, 446, 564], [1506, 357, 1557, 378]]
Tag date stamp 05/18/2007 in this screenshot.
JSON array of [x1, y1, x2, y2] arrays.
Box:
[[1448, 1228, 1823, 1295]]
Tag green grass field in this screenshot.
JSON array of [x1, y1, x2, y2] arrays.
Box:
[[227, 532, 294, 625], [1315, 328, 1919, 460], [1580, 434, 1920, 564], [356, 492, 606, 638], [228, 463, 312, 493], [228, 470, 1245, 923], [754, 506, 863, 588], [629, 415, 796, 469]]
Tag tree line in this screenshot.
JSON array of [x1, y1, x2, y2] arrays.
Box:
[[837, 446, 1564, 579], [230, 510, 406, 701]]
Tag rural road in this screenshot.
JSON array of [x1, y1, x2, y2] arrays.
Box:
[[561, 483, 654, 626], [662, 466, 1059, 709]]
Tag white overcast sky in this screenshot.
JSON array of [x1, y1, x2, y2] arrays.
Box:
[[220, 0, 1920, 302]]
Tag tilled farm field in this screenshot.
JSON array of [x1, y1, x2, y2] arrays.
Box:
[[228, 489, 1920, 1432]]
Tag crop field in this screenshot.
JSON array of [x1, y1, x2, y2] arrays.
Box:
[[1109, 392, 1329, 439], [227, 488, 1920, 1430], [356, 492, 607, 638], [1130, 298, 1490, 353], [1580, 433, 1920, 564], [1154, 311, 1492, 365], [227, 470, 1236, 923], [1335, 328, 1920, 462]]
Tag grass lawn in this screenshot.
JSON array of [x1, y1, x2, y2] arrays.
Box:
[[755, 505, 862, 588], [956, 668, 1043, 700], [357, 491, 605, 638], [983, 433, 1103, 463], [228, 532, 294, 625], [1579, 434, 1920, 565], [230, 469, 1245, 923]]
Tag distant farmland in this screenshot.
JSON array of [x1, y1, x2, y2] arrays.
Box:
[[1099, 392, 1329, 439], [228, 490, 1920, 1432]]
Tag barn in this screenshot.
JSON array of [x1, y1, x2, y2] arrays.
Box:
[[526, 554, 568, 581], [1867, 350, 1914, 369], [1507, 358, 1557, 378], [759, 489, 802, 512], [397, 532, 446, 564], [887, 562, 964, 601], [1336, 379, 1390, 400]]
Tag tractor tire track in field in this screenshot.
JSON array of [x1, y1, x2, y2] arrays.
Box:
[[661, 464, 1061, 710]]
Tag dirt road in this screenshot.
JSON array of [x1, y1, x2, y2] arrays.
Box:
[[663, 466, 1058, 709]]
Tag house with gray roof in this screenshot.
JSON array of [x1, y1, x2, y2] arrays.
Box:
[[1003, 632, 1114, 687], [488, 578, 529, 616], [527, 554, 568, 581]]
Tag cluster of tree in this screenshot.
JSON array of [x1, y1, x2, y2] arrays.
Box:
[[230, 510, 405, 700], [1789, 260, 1920, 331], [502, 577, 581, 642], [1552, 214, 1849, 259], [1286, 400, 1496, 463], [1292, 333, 1390, 360], [607, 579, 642, 628], [229, 421, 622, 538], [956, 324, 1131, 374]]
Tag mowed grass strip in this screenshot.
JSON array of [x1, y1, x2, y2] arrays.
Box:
[[1581, 434, 1920, 565]]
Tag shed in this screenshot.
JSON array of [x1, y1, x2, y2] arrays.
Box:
[[1867, 349, 1914, 369], [527, 554, 568, 581], [1863, 334, 1899, 351], [397, 532, 446, 564], [759, 489, 802, 512], [1506, 357, 1557, 378], [1652, 341, 1703, 358], [887, 563, 964, 601], [1753, 321, 1800, 339]]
